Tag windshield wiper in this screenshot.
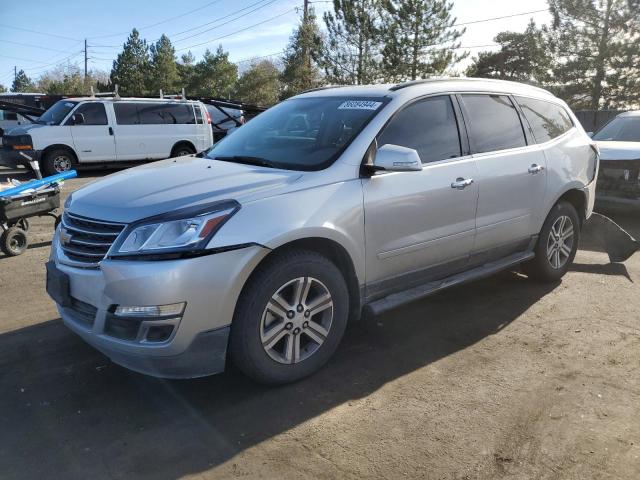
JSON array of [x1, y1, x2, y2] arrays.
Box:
[[213, 155, 278, 168]]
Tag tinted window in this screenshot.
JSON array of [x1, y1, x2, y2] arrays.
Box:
[[593, 116, 640, 142], [460, 95, 527, 153], [161, 103, 195, 124], [378, 96, 461, 163], [73, 103, 108, 125], [113, 103, 139, 125], [516, 97, 573, 143], [207, 97, 385, 170], [194, 104, 203, 124]]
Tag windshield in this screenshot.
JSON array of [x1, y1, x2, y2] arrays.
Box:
[[206, 97, 387, 170], [593, 116, 640, 142], [37, 100, 77, 125]]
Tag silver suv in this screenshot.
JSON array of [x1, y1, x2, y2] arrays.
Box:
[[47, 79, 599, 384]]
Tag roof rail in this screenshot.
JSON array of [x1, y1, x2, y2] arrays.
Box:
[[300, 85, 344, 94], [389, 78, 453, 91]]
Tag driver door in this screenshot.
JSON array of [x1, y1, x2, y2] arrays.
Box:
[[362, 95, 479, 300]]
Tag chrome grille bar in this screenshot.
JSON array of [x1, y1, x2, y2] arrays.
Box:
[[60, 212, 126, 266]]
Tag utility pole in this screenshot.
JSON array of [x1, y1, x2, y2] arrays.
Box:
[[14, 65, 17, 87], [303, 0, 310, 70], [84, 38, 88, 82]]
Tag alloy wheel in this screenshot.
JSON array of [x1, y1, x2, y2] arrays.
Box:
[[546, 215, 574, 269], [260, 276, 334, 364]]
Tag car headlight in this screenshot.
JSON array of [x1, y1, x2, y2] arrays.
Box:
[[110, 201, 239, 258]]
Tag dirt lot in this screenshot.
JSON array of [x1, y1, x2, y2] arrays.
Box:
[[0, 169, 638, 480]]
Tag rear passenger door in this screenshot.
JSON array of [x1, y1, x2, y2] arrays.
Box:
[[458, 94, 547, 262], [68, 102, 116, 162], [362, 95, 479, 300]]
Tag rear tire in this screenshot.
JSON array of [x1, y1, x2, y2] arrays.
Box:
[[1, 227, 29, 256], [41, 148, 75, 176], [229, 249, 349, 385], [522, 200, 580, 282], [171, 143, 196, 157]]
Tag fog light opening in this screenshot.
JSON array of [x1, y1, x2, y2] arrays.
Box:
[[145, 325, 175, 343]]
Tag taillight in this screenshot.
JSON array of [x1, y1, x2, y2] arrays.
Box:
[[204, 109, 212, 124], [239, 116, 245, 125]]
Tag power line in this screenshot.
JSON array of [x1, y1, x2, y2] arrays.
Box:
[[176, 8, 297, 52], [87, 0, 224, 39], [0, 23, 80, 41], [0, 39, 80, 54], [453, 9, 547, 27]]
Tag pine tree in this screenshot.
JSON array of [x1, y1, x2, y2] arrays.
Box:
[[191, 46, 238, 97], [110, 29, 151, 96], [235, 59, 281, 105], [280, 7, 324, 99], [11, 69, 34, 92], [466, 20, 551, 84], [548, 0, 640, 109], [380, 0, 465, 82], [0, 84, 6, 93], [322, 0, 382, 84], [178, 51, 197, 93], [149, 34, 180, 95]]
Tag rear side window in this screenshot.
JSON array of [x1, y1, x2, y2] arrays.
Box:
[[194, 105, 203, 124], [113, 103, 139, 125], [516, 97, 573, 143], [460, 94, 527, 153], [114, 102, 196, 125], [73, 103, 108, 125], [161, 103, 195, 124], [378, 95, 461, 163]]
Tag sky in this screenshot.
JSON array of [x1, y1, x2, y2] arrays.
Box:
[[0, 0, 552, 89]]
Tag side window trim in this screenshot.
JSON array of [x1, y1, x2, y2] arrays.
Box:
[[451, 94, 471, 156], [509, 94, 536, 146]]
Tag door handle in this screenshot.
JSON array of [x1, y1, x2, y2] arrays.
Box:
[[528, 164, 544, 174], [108, 127, 114, 136], [451, 178, 474, 190]]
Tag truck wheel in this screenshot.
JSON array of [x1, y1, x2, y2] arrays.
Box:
[[41, 148, 74, 176], [171, 143, 196, 157], [229, 249, 349, 384], [1, 227, 29, 256], [522, 200, 580, 282]]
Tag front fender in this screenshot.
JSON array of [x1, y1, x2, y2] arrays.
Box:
[[209, 180, 366, 284]]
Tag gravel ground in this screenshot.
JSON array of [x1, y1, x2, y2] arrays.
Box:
[[0, 169, 638, 480]]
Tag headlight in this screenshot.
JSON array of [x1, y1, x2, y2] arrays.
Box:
[[110, 201, 239, 258]]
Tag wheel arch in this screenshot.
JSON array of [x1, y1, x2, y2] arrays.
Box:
[[551, 185, 588, 225], [243, 236, 363, 323], [170, 140, 196, 157], [41, 143, 79, 163]]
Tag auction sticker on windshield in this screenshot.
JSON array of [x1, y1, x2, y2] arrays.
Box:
[[338, 100, 383, 110]]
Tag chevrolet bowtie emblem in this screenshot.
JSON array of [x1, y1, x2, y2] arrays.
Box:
[[59, 228, 72, 246]]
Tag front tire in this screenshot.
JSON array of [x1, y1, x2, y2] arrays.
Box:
[[522, 200, 580, 282], [41, 148, 74, 176], [229, 249, 349, 385]]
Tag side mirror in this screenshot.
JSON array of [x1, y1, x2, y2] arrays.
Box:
[[71, 113, 85, 125], [372, 144, 422, 172], [587, 131, 594, 138]]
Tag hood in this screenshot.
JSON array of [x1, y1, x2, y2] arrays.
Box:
[[69, 156, 303, 223], [4, 123, 45, 136], [596, 141, 640, 161]]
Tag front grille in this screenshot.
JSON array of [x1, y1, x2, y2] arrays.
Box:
[[60, 212, 126, 266]]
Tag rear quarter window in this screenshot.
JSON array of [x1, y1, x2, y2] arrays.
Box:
[[516, 96, 574, 143], [460, 94, 527, 153]]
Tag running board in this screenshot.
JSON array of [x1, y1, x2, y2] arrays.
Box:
[[364, 251, 535, 317]]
